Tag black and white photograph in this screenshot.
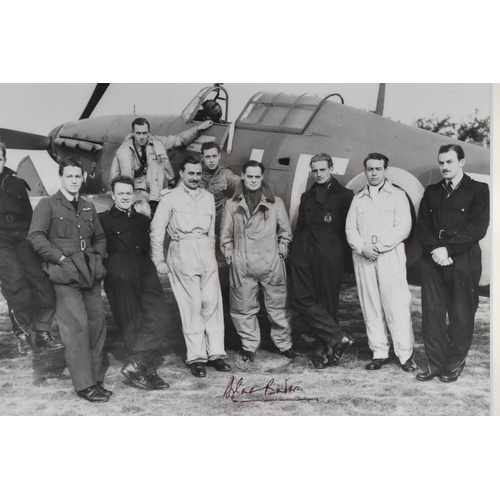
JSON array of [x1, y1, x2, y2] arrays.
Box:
[[0, 82, 491, 416]]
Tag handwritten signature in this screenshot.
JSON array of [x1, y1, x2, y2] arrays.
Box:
[[223, 376, 319, 403]]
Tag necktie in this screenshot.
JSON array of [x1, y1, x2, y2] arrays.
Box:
[[71, 197, 78, 211], [445, 181, 453, 196]]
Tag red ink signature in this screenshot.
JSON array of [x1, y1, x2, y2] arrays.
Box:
[[223, 376, 319, 403]]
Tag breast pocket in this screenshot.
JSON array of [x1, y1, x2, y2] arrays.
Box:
[[51, 214, 73, 238], [80, 212, 95, 238]]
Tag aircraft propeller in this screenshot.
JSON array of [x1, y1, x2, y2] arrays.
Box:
[[0, 83, 110, 151]]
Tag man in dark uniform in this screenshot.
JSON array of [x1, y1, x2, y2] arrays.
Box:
[[416, 144, 489, 382], [28, 158, 110, 402], [0, 142, 62, 356], [99, 175, 170, 391], [290, 153, 354, 369]]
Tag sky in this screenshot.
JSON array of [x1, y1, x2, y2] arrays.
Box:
[[0, 83, 490, 189]]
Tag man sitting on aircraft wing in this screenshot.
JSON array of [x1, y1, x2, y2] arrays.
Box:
[[109, 117, 213, 215]]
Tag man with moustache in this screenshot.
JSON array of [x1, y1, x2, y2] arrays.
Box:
[[150, 155, 230, 378], [28, 158, 110, 402], [346, 153, 417, 372], [416, 144, 489, 382], [0, 142, 62, 356], [110, 117, 214, 215], [290, 153, 354, 369], [220, 160, 295, 361], [99, 176, 169, 391]]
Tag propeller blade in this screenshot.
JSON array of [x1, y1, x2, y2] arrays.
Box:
[[79, 83, 110, 120], [375, 83, 386, 116], [0, 128, 51, 150]]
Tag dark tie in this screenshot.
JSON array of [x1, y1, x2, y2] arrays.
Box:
[[71, 197, 78, 211], [445, 181, 453, 196]]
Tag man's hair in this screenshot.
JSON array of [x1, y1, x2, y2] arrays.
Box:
[[131, 117, 150, 132], [310, 153, 333, 168], [242, 160, 265, 175], [59, 157, 84, 177], [438, 144, 465, 161], [364, 152, 389, 169], [111, 175, 135, 192], [201, 141, 220, 154], [0, 141, 6, 158], [180, 155, 202, 171]]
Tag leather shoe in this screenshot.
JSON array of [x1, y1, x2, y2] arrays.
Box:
[[209, 359, 231, 371], [401, 356, 418, 373], [121, 361, 155, 390], [96, 381, 113, 397], [365, 358, 389, 370], [77, 385, 109, 403], [330, 335, 354, 365], [313, 343, 329, 369], [439, 364, 465, 383], [16, 333, 35, 356], [146, 372, 170, 390], [282, 348, 297, 359], [242, 350, 254, 362], [190, 363, 206, 378], [35, 331, 64, 351], [416, 369, 443, 381]]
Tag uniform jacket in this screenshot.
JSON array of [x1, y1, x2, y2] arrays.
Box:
[[109, 127, 200, 201], [150, 184, 216, 264], [416, 174, 489, 257], [296, 177, 353, 234], [199, 167, 240, 214], [28, 191, 107, 288], [99, 206, 151, 256], [346, 180, 412, 255], [220, 181, 292, 277], [0, 167, 33, 238]]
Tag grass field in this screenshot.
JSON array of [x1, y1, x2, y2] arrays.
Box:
[[0, 275, 490, 416]]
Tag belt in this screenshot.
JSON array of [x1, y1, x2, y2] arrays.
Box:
[[438, 229, 457, 240], [171, 230, 209, 241]]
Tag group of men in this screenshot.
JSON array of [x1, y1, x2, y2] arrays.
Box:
[[0, 113, 490, 403]]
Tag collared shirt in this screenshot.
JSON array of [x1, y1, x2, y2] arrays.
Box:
[[150, 184, 216, 264], [346, 180, 411, 255], [59, 186, 79, 202], [442, 171, 463, 194]]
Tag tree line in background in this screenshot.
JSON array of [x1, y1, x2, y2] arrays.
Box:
[[414, 110, 490, 147]]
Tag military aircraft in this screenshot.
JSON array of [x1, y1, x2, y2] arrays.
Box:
[[0, 83, 491, 286]]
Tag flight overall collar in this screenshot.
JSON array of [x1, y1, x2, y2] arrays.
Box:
[[0, 166, 16, 189], [356, 180, 392, 198], [440, 172, 469, 191], [232, 180, 275, 203]]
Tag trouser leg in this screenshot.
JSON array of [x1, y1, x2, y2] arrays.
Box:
[[420, 256, 448, 371], [353, 253, 389, 359], [260, 258, 293, 352], [0, 241, 33, 334], [82, 284, 107, 384], [230, 272, 261, 353], [444, 254, 481, 371], [290, 234, 343, 347], [54, 284, 97, 392], [16, 240, 55, 332], [201, 261, 226, 360], [377, 248, 414, 364]]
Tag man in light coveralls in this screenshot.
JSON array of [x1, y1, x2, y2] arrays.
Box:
[[345, 153, 417, 372], [150, 155, 231, 378]]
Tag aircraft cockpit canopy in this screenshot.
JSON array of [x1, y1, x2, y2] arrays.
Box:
[[236, 92, 329, 134]]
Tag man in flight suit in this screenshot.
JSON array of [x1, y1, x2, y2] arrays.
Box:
[[346, 153, 417, 372], [0, 142, 62, 356], [220, 160, 295, 361], [99, 176, 169, 391], [416, 144, 489, 382], [110, 117, 214, 215], [290, 153, 354, 369], [28, 158, 110, 403], [150, 155, 230, 378]]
